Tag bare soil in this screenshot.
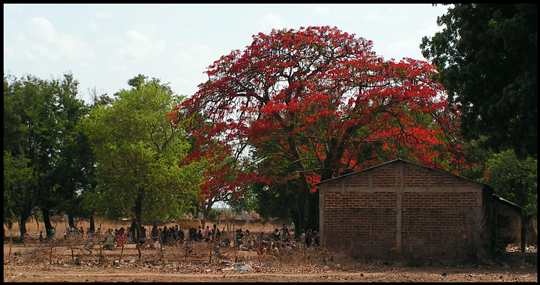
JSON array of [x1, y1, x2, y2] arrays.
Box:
[[3, 219, 537, 282]]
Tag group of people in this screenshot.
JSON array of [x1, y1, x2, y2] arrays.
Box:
[[62, 226, 86, 240], [37, 227, 57, 243], [253, 224, 320, 257], [139, 223, 227, 249], [46, 221, 320, 255], [299, 228, 319, 247], [149, 223, 186, 244], [102, 227, 126, 250], [272, 223, 293, 241], [186, 225, 224, 243]]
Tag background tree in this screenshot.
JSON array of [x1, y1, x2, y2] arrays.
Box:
[[81, 86, 114, 232], [4, 75, 34, 234], [3, 151, 37, 236], [228, 186, 258, 215], [480, 149, 537, 219], [252, 180, 297, 221], [420, 4, 537, 159], [171, 26, 466, 235], [48, 77, 96, 229], [82, 75, 202, 242], [4, 74, 52, 237], [52, 120, 97, 230], [4, 73, 88, 237]]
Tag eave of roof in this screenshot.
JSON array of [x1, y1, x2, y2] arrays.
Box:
[[493, 194, 525, 210]]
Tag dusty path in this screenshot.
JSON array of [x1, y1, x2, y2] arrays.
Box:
[[4, 240, 537, 283], [4, 263, 538, 282]]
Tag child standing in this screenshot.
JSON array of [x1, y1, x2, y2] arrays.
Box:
[[39, 231, 43, 243]]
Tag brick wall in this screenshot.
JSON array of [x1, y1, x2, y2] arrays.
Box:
[[319, 160, 485, 264], [495, 202, 522, 245], [323, 190, 397, 259]]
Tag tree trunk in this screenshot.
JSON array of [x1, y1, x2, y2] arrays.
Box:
[[129, 219, 138, 244], [89, 216, 95, 233], [16, 201, 34, 239], [292, 210, 301, 238], [305, 164, 337, 234], [42, 208, 52, 237], [306, 191, 319, 232], [306, 168, 334, 233], [202, 200, 214, 228], [134, 193, 143, 242], [295, 173, 308, 237], [286, 132, 310, 238], [68, 214, 75, 229], [19, 214, 29, 239]]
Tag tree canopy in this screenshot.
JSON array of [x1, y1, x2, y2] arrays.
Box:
[[481, 149, 537, 219], [3, 73, 90, 236], [420, 4, 537, 159], [170, 26, 467, 233], [82, 75, 202, 240]]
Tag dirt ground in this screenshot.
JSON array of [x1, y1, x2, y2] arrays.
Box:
[[3, 219, 538, 282]]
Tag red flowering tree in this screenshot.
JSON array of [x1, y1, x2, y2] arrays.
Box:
[[170, 26, 464, 233]]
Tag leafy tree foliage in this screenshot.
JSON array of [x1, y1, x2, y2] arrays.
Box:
[[195, 154, 242, 226], [4, 73, 89, 236], [252, 180, 297, 221], [82, 75, 202, 241], [480, 149, 537, 219], [3, 151, 36, 232], [227, 184, 259, 215], [420, 4, 537, 159], [170, 26, 466, 234]]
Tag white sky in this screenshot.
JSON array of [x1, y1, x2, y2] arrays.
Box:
[[3, 4, 449, 105]]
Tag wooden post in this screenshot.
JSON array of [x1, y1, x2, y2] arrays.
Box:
[[521, 209, 527, 253]]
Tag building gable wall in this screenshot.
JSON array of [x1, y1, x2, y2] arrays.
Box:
[[319, 160, 485, 263]]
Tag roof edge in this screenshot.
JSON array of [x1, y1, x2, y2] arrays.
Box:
[[315, 159, 525, 210], [493, 194, 525, 210], [315, 159, 487, 188]]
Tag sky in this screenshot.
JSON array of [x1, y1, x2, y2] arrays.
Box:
[[4, 4, 450, 105]]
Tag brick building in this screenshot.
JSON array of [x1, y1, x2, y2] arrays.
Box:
[[317, 159, 527, 264]]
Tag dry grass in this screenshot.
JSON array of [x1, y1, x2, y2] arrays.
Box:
[[3, 216, 362, 271]]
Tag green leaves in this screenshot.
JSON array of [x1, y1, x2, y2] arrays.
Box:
[[4, 73, 90, 228], [3, 151, 37, 221], [421, 4, 537, 159], [481, 149, 537, 219], [82, 75, 200, 221]]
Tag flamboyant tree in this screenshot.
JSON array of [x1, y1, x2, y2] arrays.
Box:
[[170, 26, 465, 233]]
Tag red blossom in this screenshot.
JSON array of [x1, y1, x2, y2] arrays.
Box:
[[168, 26, 466, 209]]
